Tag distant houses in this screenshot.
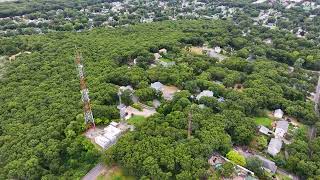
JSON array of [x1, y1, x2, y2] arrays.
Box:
[[256, 110, 289, 157]]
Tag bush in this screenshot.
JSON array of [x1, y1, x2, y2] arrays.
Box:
[[132, 103, 142, 111]]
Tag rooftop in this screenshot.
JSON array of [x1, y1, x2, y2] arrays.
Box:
[[267, 138, 283, 156]]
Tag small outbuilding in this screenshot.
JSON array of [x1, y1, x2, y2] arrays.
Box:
[[274, 109, 284, 119], [259, 125, 273, 136]]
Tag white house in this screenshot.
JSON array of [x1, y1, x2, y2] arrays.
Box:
[[274, 109, 284, 119]]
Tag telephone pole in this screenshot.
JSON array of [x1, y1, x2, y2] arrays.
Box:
[[75, 50, 95, 127]]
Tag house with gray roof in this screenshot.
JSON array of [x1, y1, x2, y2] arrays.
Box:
[[259, 125, 273, 136], [275, 120, 289, 138], [151, 82, 164, 92], [267, 138, 283, 156], [255, 155, 277, 173]]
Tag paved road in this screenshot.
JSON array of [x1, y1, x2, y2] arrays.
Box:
[[277, 168, 299, 180], [82, 163, 105, 180], [309, 73, 320, 141]]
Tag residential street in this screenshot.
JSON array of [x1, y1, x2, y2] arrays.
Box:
[[309, 73, 320, 140]]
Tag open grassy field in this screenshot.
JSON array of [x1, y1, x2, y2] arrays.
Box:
[[127, 115, 146, 126], [97, 166, 135, 180], [254, 117, 273, 128]]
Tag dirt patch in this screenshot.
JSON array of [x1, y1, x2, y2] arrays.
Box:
[[162, 85, 180, 100], [188, 47, 204, 55], [234, 84, 244, 91]]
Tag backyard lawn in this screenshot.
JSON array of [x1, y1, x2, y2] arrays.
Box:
[[97, 166, 135, 180], [254, 117, 273, 128], [128, 115, 146, 126]]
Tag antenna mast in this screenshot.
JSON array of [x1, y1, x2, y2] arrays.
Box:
[[75, 50, 95, 127]]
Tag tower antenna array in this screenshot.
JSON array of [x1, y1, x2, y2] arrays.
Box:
[[75, 50, 95, 127]]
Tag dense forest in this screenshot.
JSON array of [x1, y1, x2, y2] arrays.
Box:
[[0, 20, 320, 179]]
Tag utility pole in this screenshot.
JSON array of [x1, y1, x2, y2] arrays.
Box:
[[75, 50, 95, 128]]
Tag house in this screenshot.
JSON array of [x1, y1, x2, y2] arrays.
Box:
[[154, 53, 161, 61], [274, 120, 289, 138], [119, 85, 133, 92], [255, 155, 277, 173], [151, 81, 164, 92], [259, 125, 273, 136], [274, 109, 284, 119], [267, 138, 283, 156], [196, 90, 214, 100], [208, 154, 255, 179]]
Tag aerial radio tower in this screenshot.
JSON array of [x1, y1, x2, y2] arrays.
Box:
[[75, 51, 95, 127]]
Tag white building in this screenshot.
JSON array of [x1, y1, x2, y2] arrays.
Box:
[[95, 135, 111, 149], [274, 109, 284, 119], [95, 123, 123, 149], [214, 46, 221, 53], [196, 90, 214, 101]]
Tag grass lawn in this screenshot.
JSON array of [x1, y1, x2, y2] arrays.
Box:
[[128, 115, 146, 126], [254, 117, 273, 128], [97, 166, 135, 180], [160, 58, 173, 62]]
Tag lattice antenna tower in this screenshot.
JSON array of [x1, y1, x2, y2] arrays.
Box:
[[75, 51, 95, 127]]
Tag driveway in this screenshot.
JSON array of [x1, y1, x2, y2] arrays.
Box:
[[82, 163, 106, 180]]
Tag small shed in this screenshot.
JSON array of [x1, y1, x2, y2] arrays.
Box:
[[159, 48, 167, 54], [259, 125, 273, 136], [274, 109, 284, 119]]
